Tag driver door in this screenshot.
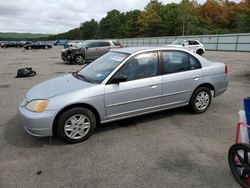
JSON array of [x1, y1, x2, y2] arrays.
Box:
[[85, 42, 99, 60], [104, 52, 162, 120]]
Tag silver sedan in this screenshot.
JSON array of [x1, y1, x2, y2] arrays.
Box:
[[19, 46, 229, 143]]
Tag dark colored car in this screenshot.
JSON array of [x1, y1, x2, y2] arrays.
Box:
[[24, 42, 52, 50], [1, 41, 25, 48], [61, 40, 123, 64]]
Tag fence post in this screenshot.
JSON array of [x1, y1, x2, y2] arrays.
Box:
[[216, 35, 219, 51], [235, 34, 239, 51]]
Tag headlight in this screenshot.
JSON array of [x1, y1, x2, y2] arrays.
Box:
[[26, 100, 48, 112]]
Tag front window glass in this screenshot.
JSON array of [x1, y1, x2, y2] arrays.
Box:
[[116, 52, 158, 81], [77, 52, 128, 83], [77, 41, 90, 48]]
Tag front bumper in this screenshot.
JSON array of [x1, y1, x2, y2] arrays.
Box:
[[19, 105, 57, 137], [61, 52, 73, 63]]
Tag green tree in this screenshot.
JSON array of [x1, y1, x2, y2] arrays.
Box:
[[99, 9, 126, 38], [124, 10, 141, 37], [80, 19, 98, 39], [238, 9, 250, 32], [162, 3, 182, 36], [138, 0, 165, 37]]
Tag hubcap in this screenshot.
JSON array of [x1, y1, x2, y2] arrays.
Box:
[[64, 114, 91, 139], [195, 91, 209, 111], [76, 56, 84, 64]]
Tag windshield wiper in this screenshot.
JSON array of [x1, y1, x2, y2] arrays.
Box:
[[72, 72, 92, 83]]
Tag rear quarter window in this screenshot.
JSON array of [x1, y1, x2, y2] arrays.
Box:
[[112, 40, 121, 46]]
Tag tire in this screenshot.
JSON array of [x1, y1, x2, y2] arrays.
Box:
[[29, 46, 32, 50], [74, 55, 85, 65], [45, 46, 48, 49], [196, 49, 204, 56], [228, 143, 250, 188], [189, 87, 211, 114], [56, 107, 96, 144]]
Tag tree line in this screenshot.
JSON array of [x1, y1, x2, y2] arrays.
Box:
[[43, 0, 250, 40]]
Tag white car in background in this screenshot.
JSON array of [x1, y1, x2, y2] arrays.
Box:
[[170, 39, 205, 55]]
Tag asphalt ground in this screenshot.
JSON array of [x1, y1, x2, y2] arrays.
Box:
[[0, 46, 249, 188]]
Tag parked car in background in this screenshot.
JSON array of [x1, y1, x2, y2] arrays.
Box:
[[19, 46, 228, 143], [53, 39, 68, 46], [169, 39, 205, 55], [61, 40, 123, 64], [24, 42, 52, 50], [65, 41, 81, 48], [1, 41, 25, 48]]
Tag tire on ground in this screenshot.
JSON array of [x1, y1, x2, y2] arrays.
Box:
[[189, 87, 212, 114], [56, 107, 96, 144]]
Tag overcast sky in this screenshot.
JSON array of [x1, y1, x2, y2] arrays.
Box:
[[0, 0, 242, 34]]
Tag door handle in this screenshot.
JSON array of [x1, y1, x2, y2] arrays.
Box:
[[150, 83, 159, 88], [193, 75, 200, 80]]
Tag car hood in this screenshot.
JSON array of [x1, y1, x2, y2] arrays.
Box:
[[25, 73, 93, 101]]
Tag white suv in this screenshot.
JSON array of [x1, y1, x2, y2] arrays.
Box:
[[170, 39, 205, 55]]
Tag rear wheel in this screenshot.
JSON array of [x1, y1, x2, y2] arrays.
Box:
[[189, 87, 211, 114], [28, 46, 32, 50], [74, 55, 85, 65], [228, 143, 250, 188], [45, 46, 48, 49], [56, 107, 96, 144], [196, 49, 204, 56]]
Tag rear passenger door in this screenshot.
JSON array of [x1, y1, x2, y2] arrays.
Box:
[[161, 50, 203, 107]]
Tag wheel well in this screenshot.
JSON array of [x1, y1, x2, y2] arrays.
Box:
[[196, 48, 204, 53], [195, 83, 215, 95], [52, 103, 100, 136]]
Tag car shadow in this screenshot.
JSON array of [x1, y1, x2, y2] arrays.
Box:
[[4, 107, 189, 148], [54, 61, 74, 65], [95, 107, 189, 134]]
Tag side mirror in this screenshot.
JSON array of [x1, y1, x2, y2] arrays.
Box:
[[111, 75, 127, 84], [85, 46, 89, 50]]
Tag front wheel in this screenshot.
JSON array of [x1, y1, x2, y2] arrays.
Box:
[[189, 87, 211, 114], [228, 143, 250, 188], [56, 107, 96, 144], [74, 55, 85, 65]]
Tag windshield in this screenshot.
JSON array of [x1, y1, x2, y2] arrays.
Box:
[[77, 41, 89, 48], [171, 40, 185, 45], [77, 52, 128, 83]]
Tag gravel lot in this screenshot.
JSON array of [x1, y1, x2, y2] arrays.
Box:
[[0, 46, 249, 188]]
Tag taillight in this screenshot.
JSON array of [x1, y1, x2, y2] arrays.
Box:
[[119, 45, 123, 48], [225, 64, 228, 74]]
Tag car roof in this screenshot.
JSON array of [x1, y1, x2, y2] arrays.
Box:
[[111, 46, 191, 54], [84, 39, 113, 43]]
